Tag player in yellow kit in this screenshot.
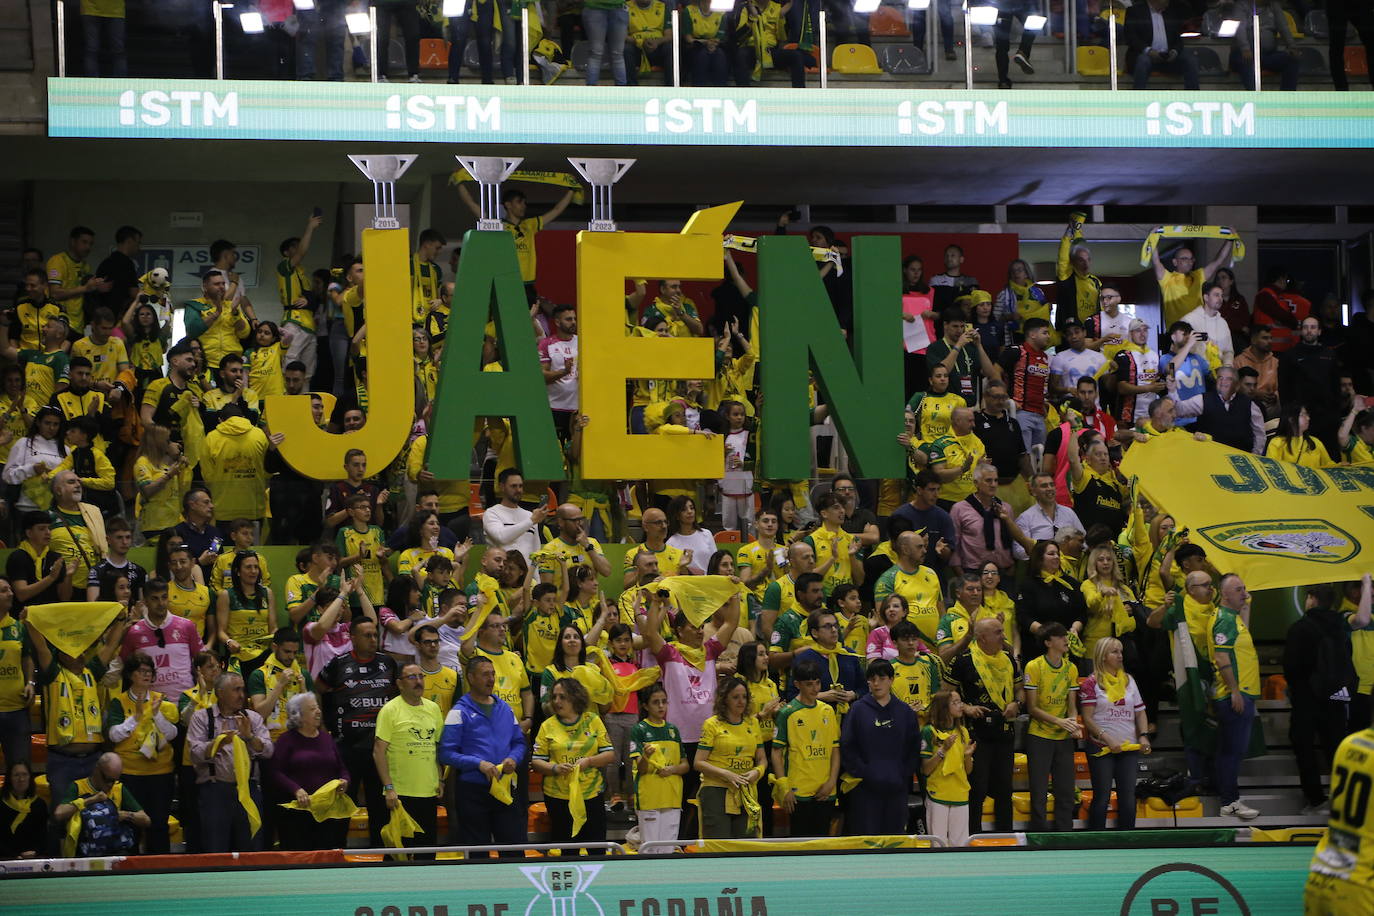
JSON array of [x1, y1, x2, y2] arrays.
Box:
[[1305, 727, 1374, 915]]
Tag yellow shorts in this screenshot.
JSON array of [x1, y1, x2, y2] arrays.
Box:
[[1304, 872, 1374, 916]]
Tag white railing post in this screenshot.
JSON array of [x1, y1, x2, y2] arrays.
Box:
[[370, 6, 379, 81], [1251, 3, 1262, 91], [819, 9, 829, 88], [213, 0, 226, 79], [523, 6, 531, 85], [672, 9, 681, 86], [962, 1, 973, 88], [1107, 0, 1118, 89], [56, 0, 67, 76]]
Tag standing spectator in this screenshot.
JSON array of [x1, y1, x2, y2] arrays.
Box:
[[175, 488, 225, 581], [53, 752, 148, 857], [46, 226, 108, 331], [1326, 0, 1374, 90], [1018, 540, 1087, 666], [772, 660, 841, 837], [948, 464, 1020, 575], [1126, 0, 1199, 91], [0, 759, 46, 859], [974, 381, 1031, 509], [104, 651, 179, 854], [91, 226, 141, 319], [930, 245, 978, 313], [993, 0, 1038, 89], [628, 682, 689, 847], [925, 308, 998, 408], [971, 291, 1013, 362], [120, 578, 202, 703], [1023, 622, 1082, 832], [998, 318, 1053, 451], [140, 340, 201, 446], [538, 304, 579, 442], [81, 0, 130, 75], [583, 0, 630, 85], [840, 659, 920, 835], [1267, 405, 1337, 468], [888, 473, 957, 581], [1113, 319, 1166, 430], [1210, 573, 1262, 819], [188, 672, 273, 852], [216, 551, 276, 683], [202, 412, 272, 528], [667, 495, 716, 576], [1049, 319, 1108, 398], [1285, 580, 1365, 815], [694, 676, 765, 840], [247, 628, 313, 740], [1182, 282, 1237, 366], [1055, 212, 1102, 328], [184, 270, 250, 372], [7, 510, 76, 611], [373, 0, 422, 81], [792, 609, 865, 709], [947, 617, 1022, 835], [1086, 287, 1132, 356], [1228, 0, 1300, 90], [483, 469, 549, 563], [1280, 316, 1342, 454], [457, 187, 573, 302], [1212, 268, 1250, 343], [920, 689, 976, 847], [270, 692, 351, 851], [873, 531, 946, 646], [316, 617, 396, 847], [1251, 267, 1311, 354], [533, 677, 617, 848], [277, 213, 323, 377], [1067, 437, 1129, 539], [1153, 239, 1236, 329], [374, 664, 445, 858], [438, 655, 528, 852], [324, 448, 388, 532], [133, 427, 192, 542], [0, 579, 32, 770], [1014, 472, 1083, 562], [1176, 366, 1265, 454], [1080, 637, 1150, 830], [1159, 323, 1212, 430]]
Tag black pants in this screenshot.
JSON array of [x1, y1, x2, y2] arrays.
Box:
[[1328, 0, 1374, 89], [545, 793, 607, 853], [176, 763, 202, 852], [1291, 694, 1348, 805], [375, 2, 421, 77], [1351, 688, 1373, 733], [788, 797, 838, 837], [394, 794, 439, 859], [454, 779, 525, 855], [122, 772, 173, 855], [342, 742, 388, 847], [277, 804, 349, 850], [968, 729, 1014, 834], [994, 7, 1035, 82], [846, 784, 908, 835], [679, 741, 700, 840], [626, 40, 671, 85]]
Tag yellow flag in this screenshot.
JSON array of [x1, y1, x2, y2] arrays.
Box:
[[489, 771, 515, 805], [657, 576, 741, 628], [279, 779, 360, 823], [1120, 437, 1374, 590], [700, 835, 932, 853], [26, 602, 124, 659], [381, 802, 421, 859], [568, 764, 587, 837], [210, 733, 261, 837]]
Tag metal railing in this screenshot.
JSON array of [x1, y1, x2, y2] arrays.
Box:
[[348, 841, 627, 857], [638, 834, 947, 855]]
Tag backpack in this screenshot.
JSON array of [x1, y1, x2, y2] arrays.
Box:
[[1311, 619, 1357, 703]]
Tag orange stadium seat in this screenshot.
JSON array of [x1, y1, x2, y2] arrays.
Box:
[[421, 38, 451, 69], [869, 6, 910, 36], [1347, 46, 1368, 76]]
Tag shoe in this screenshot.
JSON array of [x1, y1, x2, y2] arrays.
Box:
[[944, 49, 957, 61], [1220, 801, 1259, 819], [1013, 52, 1033, 74], [408, 74, 422, 83], [505, 76, 516, 85], [378, 74, 389, 82], [998, 79, 1013, 89], [1301, 801, 1331, 817]]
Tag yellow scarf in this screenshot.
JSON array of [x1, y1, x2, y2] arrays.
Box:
[[1040, 570, 1074, 591], [548, 663, 615, 708], [594, 652, 663, 714], [279, 778, 359, 823], [970, 643, 1015, 710], [124, 690, 168, 758], [63, 778, 123, 857], [3, 794, 34, 833], [489, 771, 515, 804], [449, 168, 586, 205], [669, 641, 706, 671], [381, 801, 421, 859], [1098, 667, 1129, 705], [929, 725, 969, 777], [805, 642, 858, 713], [180, 686, 217, 764], [569, 763, 587, 837], [209, 732, 261, 838]]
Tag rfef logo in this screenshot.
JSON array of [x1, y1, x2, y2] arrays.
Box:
[[521, 863, 605, 916], [1120, 863, 1252, 916], [118, 90, 238, 127], [1145, 101, 1254, 137]]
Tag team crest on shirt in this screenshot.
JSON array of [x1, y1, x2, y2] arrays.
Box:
[[1200, 519, 1356, 564]]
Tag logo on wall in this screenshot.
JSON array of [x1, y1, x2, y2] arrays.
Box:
[[1120, 862, 1251, 916], [1144, 101, 1255, 137], [1200, 519, 1358, 564], [118, 89, 239, 128], [521, 863, 605, 916]]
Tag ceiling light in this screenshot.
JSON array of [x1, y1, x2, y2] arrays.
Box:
[[969, 6, 999, 26], [346, 11, 371, 33], [1217, 18, 1240, 37], [239, 11, 265, 32], [1024, 14, 1047, 30]]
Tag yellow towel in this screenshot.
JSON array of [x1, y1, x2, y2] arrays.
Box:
[[569, 764, 587, 837], [771, 774, 794, 808], [1092, 741, 1142, 757], [380, 802, 421, 859], [279, 779, 359, 822], [3, 795, 34, 833], [210, 733, 261, 838], [839, 774, 863, 794], [489, 771, 515, 805]]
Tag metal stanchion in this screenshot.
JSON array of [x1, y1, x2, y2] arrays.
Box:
[[1065, 0, 1076, 73], [370, 6, 379, 81], [672, 9, 681, 86], [927, 0, 938, 75], [963, 1, 973, 88], [212, 0, 226, 79], [1107, 0, 1118, 89], [819, 9, 829, 88], [1251, 3, 1261, 91], [55, 0, 66, 76], [523, 6, 531, 85]]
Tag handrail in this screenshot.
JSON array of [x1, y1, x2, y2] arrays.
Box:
[[638, 834, 946, 855], [347, 841, 627, 856]]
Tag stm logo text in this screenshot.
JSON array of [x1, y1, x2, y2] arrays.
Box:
[[384, 94, 501, 131], [643, 98, 757, 134], [1145, 101, 1254, 137], [118, 90, 238, 127], [897, 100, 1008, 136]]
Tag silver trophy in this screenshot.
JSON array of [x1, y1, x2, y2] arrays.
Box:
[[567, 158, 635, 232], [348, 154, 417, 229], [455, 155, 524, 231]]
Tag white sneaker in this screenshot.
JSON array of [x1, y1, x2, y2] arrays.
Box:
[[1221, 801, 1259, 819], [408, 74, 422, 83]]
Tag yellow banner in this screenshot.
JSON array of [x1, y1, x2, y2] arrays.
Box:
[[657, 575, 741, 627], [699, 835, 932, 852], [26, 602, 124, 659], [449, 168, 586, 205], [1119, 437, 1374, 590]]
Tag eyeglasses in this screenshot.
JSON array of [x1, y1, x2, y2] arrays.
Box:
[[401, 673, 425, 681], [418, 639, 440, 646]]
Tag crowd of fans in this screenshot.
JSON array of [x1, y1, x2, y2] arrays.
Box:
[[0, 201, 1371, 862], [68, 0, 1374, 90]]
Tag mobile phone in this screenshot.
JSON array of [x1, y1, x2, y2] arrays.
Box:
[[312, 206, 323, 218], [1197, 332, 1209, 341]]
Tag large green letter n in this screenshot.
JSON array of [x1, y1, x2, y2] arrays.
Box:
[[758, 235, 904, 480], [427, 230, 564, 480]]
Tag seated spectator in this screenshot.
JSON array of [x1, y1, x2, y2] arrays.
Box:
[[175, 487, 225, 580], [1227, 0, 1300, 90], [683, 0, 731, 87], [0, 760, 46, 859], [1267, 405, 1336, 468], [3, 407, 65, 513], [948, 463, 1022, 575], [626, 0, 673, 85], [6, 510, 76, 610], [1126, 0, 1199, 91], [53, 752, 150, 857], [52, 416, 117, 519], [47, 469, 107, 586]]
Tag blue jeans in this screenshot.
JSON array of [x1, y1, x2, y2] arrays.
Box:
[[583, 7, 629, 85], [299, 0, 349, 80], [1018, 410, 1046, 452], [0, 708, 30, 769], [82, 15, 127, 77], [914, 0, 956, 54], [1230, 48, 1301, 91], [1213, 694, 1256, 806]]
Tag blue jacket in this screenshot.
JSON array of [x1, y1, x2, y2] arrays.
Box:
[[789, 648, 868, 703], [840, 692, 921, 794], [438, 693, 527, 786]]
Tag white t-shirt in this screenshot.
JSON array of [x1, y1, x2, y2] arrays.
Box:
[[1080, 672, 1146, 749], [482, 502, 543, 566], [538, 333, 578, 411], [668, 529, 718, 575], [1095, 311, 1132, 352], [1181, 305, 1235, 365], [1050, 346, 1107, 390]]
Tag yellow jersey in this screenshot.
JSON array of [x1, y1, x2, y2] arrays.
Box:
[[420, 664, 459, 715], [1308, 729, 1374, 895], [874, 564, 943, 645], [698, 714, 761, 790], [46, 251, 92, 328], [773, 698, 839, 797], [534, 711, 613, 800], [1160, 268, 1204, 328], [71, 336, 129, 382], [168, 579, 214, 641], [504, 216, 543, 284]]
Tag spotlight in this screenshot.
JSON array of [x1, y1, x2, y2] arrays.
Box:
[[1217, 18, 1240, 37], [239, 11, 265, 33], [969, 6, 999, 26], [346, 11, 371, 33], [1024, 14, 1047, 30]]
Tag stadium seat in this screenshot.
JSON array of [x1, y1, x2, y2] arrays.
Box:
[[869, 6, 911, 37], [1348, 46, 1368, 76], [781, 43, 822, 72], [1192, 46, 1225, 76], [1073, 752, 1090, 781], [1076, 46, 1121, 76], [714, 530, 741, 544], [420, 38, 450, 69], [1304, 10, 1329, 38], [832, 43, 882, 74], [878, 44, 928, 74], [1263, 673, 1288, 700], [1012, 752, 1028, 779], [1137, 796, 1203, 819], [1078, 790, 1118, 818], [528, 801, 551, 833], [30, 732, 45, 766], [969, 835, 1020, 846], [1283, 11, 1305, 38]]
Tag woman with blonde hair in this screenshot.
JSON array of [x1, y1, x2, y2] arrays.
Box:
[[1079, 637, 1151, 830], [133, 424, 191, 543], [1081, 544, 1138, 657]]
